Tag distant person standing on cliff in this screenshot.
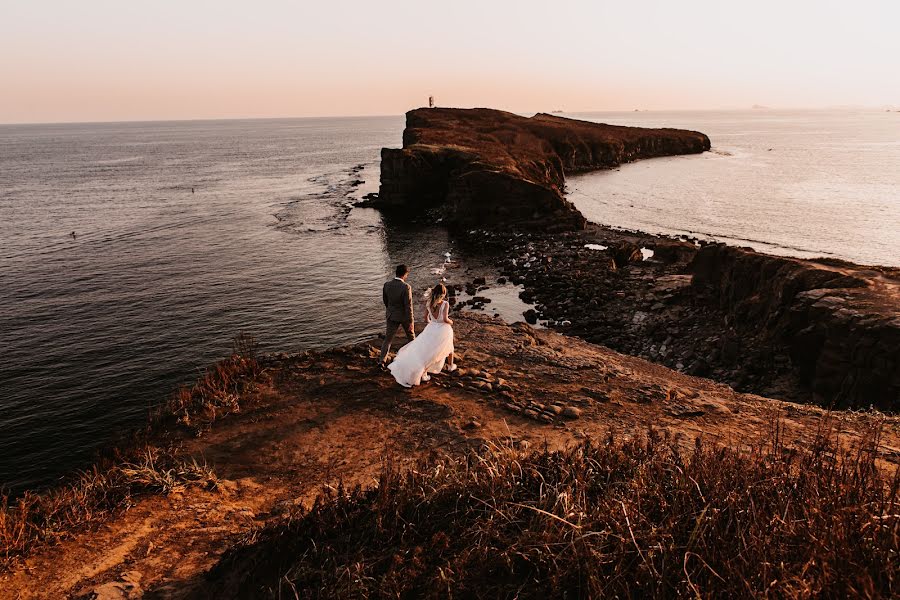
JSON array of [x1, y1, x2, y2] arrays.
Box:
[[379, 264, 415, 367]]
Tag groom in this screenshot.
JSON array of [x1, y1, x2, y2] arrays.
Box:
[[379, 264, 415, 366]]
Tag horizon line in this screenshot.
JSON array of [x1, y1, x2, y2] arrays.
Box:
[[1, 104, 896, 127]]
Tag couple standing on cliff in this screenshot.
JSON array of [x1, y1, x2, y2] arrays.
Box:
[[379, 264, 457, 387]]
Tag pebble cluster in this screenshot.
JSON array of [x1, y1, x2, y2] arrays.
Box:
[[429, 366, 586, 424]]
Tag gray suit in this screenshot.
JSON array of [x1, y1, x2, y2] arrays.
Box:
[[380, 277, 415, 362]]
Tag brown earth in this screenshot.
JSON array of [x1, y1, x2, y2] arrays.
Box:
[[3, 313, 898, 599], [375, 108, 710, 230]]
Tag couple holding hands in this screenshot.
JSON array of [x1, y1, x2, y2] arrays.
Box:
[[379, 264, 457, 387]]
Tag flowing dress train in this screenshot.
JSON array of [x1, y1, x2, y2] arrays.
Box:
[[388, 301, 454, 387]]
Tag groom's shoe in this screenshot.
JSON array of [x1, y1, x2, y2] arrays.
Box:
[[378, 362, 388, 372]]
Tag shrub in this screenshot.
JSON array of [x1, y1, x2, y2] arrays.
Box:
[[164, 333, 265, 432]]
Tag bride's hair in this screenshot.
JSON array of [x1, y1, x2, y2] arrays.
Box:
[[428, 283, 446, 314]]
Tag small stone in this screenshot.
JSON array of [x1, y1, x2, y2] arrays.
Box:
[[562, 406, 583, 419], [218, 479, 239, 493], [85, 571, 143, 599], [671, 409, 705, 418], [547, 405, 563, 415]]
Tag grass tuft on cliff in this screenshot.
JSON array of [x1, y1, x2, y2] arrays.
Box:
[[207, 421, 899, 599], [163, 332, 266, 432], [0, 447, 218, 568]]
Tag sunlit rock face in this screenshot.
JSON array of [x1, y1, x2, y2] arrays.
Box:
[[378, 107, 710, 231]]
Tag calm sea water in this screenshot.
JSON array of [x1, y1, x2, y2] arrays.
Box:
[[1, 110, 897, 493], [566, 109, 900, 265], [0, 116, 468, 494]]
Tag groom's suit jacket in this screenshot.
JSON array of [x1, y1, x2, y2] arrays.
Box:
[[383, 278, 414, 324]]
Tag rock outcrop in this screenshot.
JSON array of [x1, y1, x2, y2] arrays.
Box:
[[691, 245, 900, 409], [455, 226, 899, 410], [377, 108, 710, 230]]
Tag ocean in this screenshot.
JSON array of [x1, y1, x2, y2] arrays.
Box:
[[1, 110, 897, 493], [566, 109, 900, 265]]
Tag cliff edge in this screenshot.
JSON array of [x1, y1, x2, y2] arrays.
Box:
[[377, 108, 710, 230], [5, 314, 898, 597], [691, 244, 900, 407]]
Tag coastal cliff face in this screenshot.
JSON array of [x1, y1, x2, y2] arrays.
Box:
[[377, 108, 710, 230], [691, 245, 900, 408]]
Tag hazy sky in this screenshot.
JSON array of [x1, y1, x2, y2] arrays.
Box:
[[2, 0, 898, 123]]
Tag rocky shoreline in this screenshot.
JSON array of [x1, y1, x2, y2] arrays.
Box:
[[452, 225, 899, 410], [3, 108, 898, 595], [370, 107, 898, 410]]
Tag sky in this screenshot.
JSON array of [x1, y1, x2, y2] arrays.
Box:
[[1, 0, 899, 123]]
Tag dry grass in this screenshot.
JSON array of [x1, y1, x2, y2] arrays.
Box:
[[0, 446, 218, 568], [208, 420, 900, 599], [0, 334, 264, 569], [163, 332, 265, 432]]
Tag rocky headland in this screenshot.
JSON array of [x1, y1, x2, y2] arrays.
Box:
[[3, 108, 899, 597], [372, 107, 710, 230], [370, 107, 898, 410]]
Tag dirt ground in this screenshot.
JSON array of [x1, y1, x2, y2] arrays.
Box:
[[4, 313, 898, 599]]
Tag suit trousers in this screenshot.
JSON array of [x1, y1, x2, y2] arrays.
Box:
[[380, 319, 415, 362]]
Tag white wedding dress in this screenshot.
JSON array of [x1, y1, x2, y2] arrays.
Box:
[[388, 300, 454, 387]]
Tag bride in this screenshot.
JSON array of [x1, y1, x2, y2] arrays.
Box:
[[388, 283, 457, 387]]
